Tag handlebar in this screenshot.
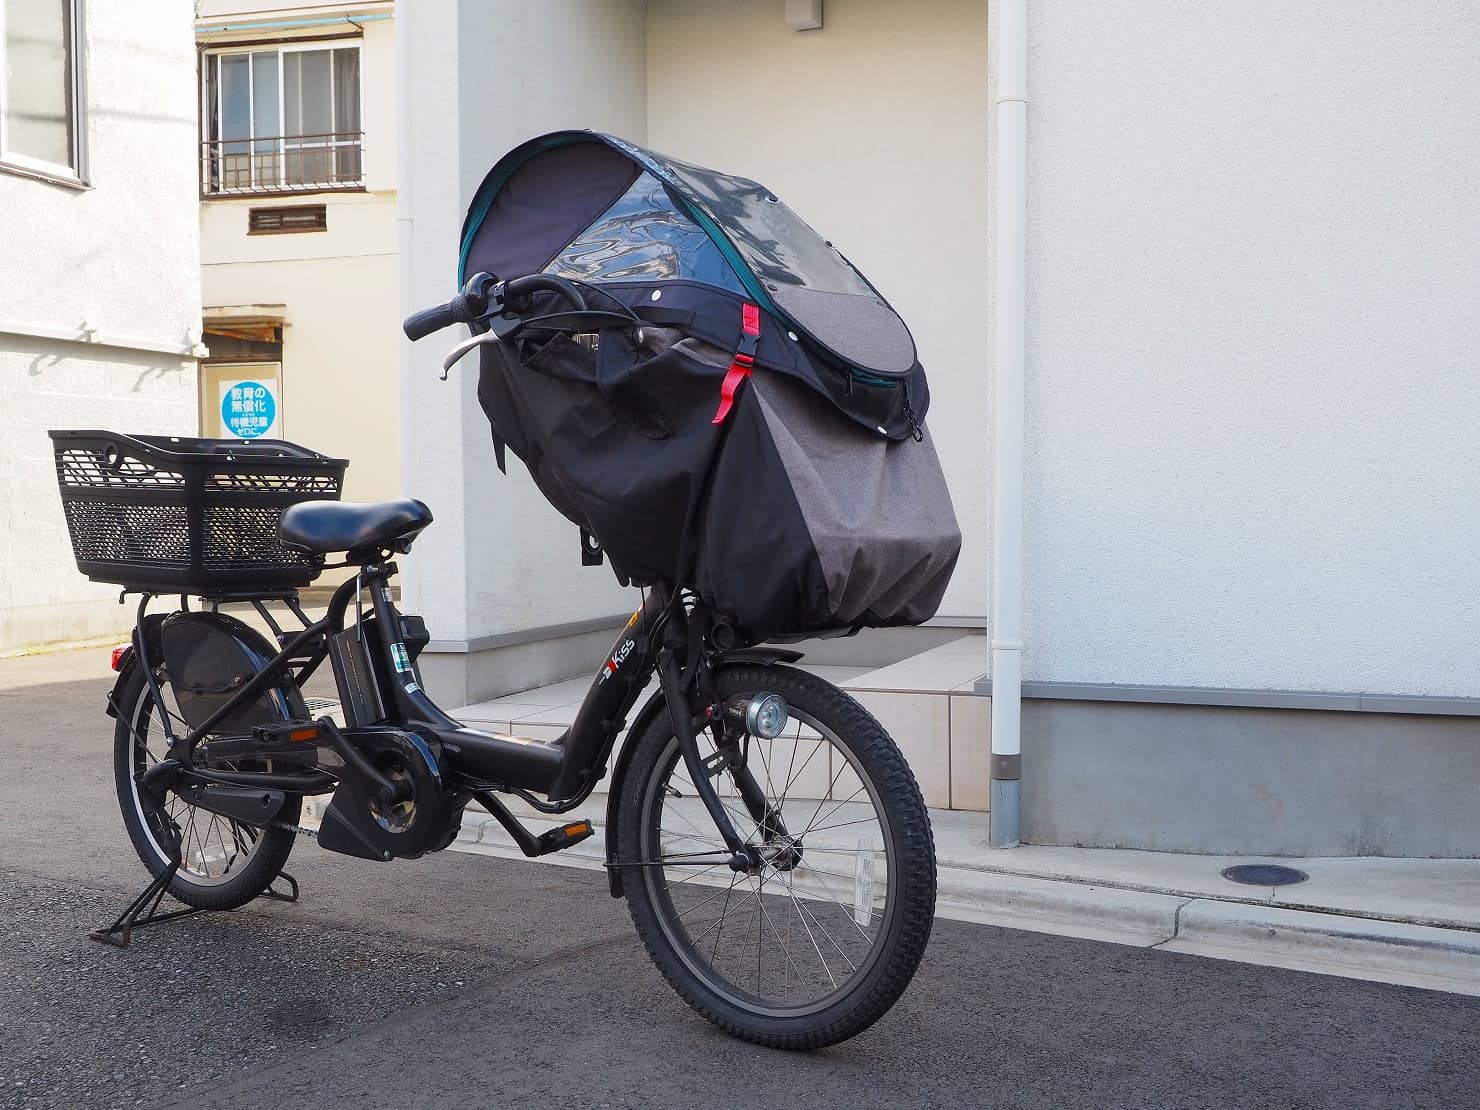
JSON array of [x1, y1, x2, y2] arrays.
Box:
[[402, 272, 588, 341], [402, 300, 466, 342]]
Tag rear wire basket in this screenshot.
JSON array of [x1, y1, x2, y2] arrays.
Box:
[[49, 430, 348, 593]]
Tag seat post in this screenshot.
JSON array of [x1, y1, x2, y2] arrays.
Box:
[[358, 560, 461, 732]]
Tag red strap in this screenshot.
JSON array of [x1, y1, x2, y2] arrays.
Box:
[[711, 303, 761, 425], [711, 359, 751, 425]]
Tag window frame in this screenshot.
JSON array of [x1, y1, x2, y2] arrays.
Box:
[[200, 38, 364, 198], [0, 0, 88, 187]]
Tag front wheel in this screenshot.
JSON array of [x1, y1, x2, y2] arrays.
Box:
[[616, 665, 936, 1049]]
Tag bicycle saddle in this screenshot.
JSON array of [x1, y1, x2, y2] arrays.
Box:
[[279, 499, 433, 556]]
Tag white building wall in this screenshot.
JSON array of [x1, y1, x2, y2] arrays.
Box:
[[199, 13, 400, 506], [401, 0, 646, 650], [645, 0, 992, 624], [1024, 1, 1480, 697], [1, 1, 201, 652]]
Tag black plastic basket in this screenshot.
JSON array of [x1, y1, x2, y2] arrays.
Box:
[[50, 430, 349, 593]]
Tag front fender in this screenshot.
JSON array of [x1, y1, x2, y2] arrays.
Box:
[[602, 648, 805, 897], [603, 689, 668, 897]]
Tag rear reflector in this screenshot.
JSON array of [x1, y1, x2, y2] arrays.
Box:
[[110, 645, 130, 672]]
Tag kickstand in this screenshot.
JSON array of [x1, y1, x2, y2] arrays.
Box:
[[89, 822, 200, 949], [260, 871, 299, 903], [89, 823, 299, 948]]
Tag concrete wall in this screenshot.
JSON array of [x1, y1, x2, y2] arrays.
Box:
[[401, 0, 647, 701], [1, 1, 201, 652], [1021, 699, 1480, 858], [1024, 1, 1480, 697], [646, 0, 992, 624], [199, 12, 399, 506]]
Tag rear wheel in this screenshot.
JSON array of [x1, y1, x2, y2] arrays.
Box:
[[617, 665, 936, 1048], [113, 665, 299, 911]]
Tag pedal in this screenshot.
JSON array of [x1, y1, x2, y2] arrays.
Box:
[[535, 819, 594, 855], [250, 719, 322, 745]]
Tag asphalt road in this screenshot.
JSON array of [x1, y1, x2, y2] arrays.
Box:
[[3, 651, 1478, 1110]]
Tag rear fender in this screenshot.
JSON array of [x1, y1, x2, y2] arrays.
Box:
[[105, 614, 166, 721], [107, 611, 305, 731], [602, 647, 804, 897]]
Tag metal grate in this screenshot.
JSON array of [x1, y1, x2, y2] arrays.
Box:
[[249, 204, 327, 234], [202, 132, 364, 197]]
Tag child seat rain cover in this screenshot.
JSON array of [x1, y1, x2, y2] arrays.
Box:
[[462, 131, 960, 637]]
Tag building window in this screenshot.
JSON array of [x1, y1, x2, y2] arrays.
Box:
[[0, 0, 85, 182], [202, 43, 361, 196]]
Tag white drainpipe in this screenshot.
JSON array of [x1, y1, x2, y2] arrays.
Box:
[[989, 0, 1027, 847]]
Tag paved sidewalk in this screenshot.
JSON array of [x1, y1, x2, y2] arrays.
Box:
[[405, 793, 1480, 1000]]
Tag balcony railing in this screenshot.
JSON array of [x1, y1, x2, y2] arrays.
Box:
[[201, 131, 364, 197]]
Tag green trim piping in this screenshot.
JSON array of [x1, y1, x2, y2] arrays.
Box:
[[458, 134, 584, 281]]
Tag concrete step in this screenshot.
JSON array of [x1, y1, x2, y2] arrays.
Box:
[[450, 634, 991, 811]]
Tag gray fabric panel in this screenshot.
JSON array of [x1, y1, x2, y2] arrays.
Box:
[[751, 374, 960, 625], [769, 286, 917, 376]]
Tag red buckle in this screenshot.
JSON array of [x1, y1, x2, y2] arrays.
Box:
[[712, 303, 761, 425]]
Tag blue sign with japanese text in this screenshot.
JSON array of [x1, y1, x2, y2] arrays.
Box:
[[222, 381, 277, 439]]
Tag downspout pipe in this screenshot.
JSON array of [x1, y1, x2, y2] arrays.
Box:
[[989, 0, 1027, 847]]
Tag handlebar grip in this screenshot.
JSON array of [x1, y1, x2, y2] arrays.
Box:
[[402, 302, 462, 342]]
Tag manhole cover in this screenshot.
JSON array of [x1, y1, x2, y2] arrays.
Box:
[[1221, 864, 1308, 887]]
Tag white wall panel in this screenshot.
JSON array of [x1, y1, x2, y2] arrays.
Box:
[[1025, 1, 1480, 695]]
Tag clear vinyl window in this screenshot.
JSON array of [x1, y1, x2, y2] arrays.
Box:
[[658, 155, 874, 298]]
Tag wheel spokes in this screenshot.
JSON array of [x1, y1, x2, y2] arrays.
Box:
[[650, 701, 891, 1012], [131, 685, 267, 885]]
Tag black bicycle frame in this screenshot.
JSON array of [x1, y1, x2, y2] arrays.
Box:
[[126, 565, 752, 856]]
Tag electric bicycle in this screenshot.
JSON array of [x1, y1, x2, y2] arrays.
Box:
[[52, 273, 936, 1049]]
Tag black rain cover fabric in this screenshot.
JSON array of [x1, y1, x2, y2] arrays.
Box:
[[465, 134, 961, 637]]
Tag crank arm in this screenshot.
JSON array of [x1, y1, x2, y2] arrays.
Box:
[[657, 649, 754, 871]]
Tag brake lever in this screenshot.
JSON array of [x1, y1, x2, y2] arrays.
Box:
[[440, 330, 502, 380]]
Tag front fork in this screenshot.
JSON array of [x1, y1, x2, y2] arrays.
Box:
[[655, 641, 792, 874]]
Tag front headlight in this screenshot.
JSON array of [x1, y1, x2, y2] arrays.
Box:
[[744, 693, 789, 739]]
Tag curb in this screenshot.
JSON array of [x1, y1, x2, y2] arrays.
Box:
[[442, 806, 1480, 998], [1164, 901, 1480, 996], [934, 866, 1187, 946]]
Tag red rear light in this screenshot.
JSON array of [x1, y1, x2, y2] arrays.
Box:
[[110, 644, 131, 672]]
